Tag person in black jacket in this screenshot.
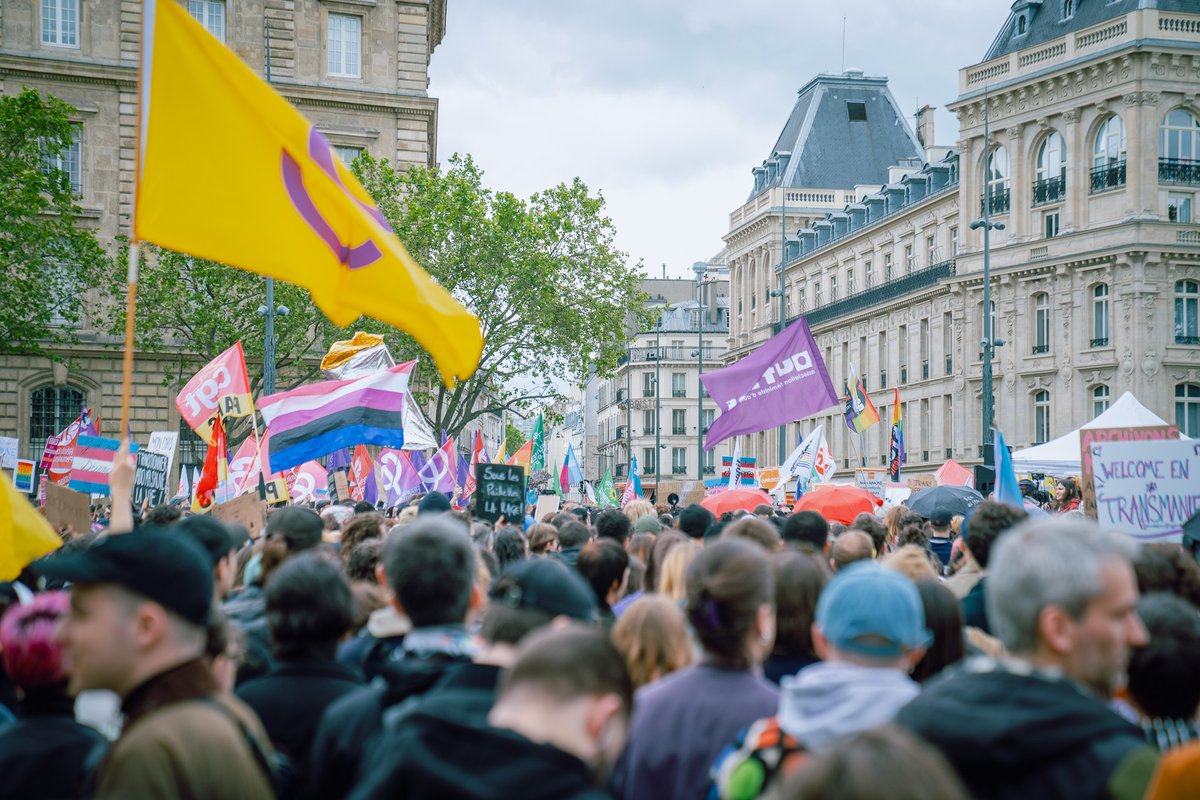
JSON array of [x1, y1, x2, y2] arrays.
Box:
[[236, 553, 363, 799], [0, 591, 107, 800], [555, 520, 593, 570], [897, 518, 1157, 800], [349, 625, 632, 799], [308, 515, 480, 800]]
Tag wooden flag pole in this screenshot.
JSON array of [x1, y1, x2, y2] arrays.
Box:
[[119, 243, 139, 437]]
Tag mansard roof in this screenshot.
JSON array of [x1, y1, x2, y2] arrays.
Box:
[[749, 70, 923, 201], [984, 0, 1196, 62]]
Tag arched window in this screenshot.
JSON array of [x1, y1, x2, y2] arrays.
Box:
[[985, 146, 1011, 214], [28, 385, 85, 460], [1091, 284, 1110, 346], [1160, 109, 1200, 185], [1092, 115, 1127, 192], [1034, 390, 1050, 444], [1092, 384, 1111, 417], [1176, 279, 1199, 344], [1177, 383, 1200, 438], [1063, 0, 1074, 19], [1034, 132, 1066, 204], [1033, 293, 1051, 353]]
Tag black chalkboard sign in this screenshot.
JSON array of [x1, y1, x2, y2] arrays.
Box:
[[132, 451, 170, 508], [475, 462, 526, 523]]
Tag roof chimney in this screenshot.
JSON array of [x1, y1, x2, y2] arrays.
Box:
[[916, 104, 936, 148]]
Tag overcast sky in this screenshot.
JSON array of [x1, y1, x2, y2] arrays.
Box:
[[429, 1, 1012, 280]]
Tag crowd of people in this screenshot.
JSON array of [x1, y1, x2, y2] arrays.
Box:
[[1, 452, 1199, 799]]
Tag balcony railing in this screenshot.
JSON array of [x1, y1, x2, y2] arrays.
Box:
[[980, 188, 1010, 215], [1177, 335, 1200, 345], [802, 260, 956, 328], [628, 345, 725, 363], [672, 427, 687, 436], [1090, 160, 1126, 193], [1090, 337, 1110, 348], [1032, 174, 1066, 205], [644, 425, 656, 435], [1160, 158, 1200, 186], [671, 466, 687, 475], [671, 389, 686, 398], [1032, 344, 1050, 354], [703, 465, 716, 475]]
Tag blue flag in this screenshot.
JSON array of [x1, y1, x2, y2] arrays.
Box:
[[994, 429, 1023, 509]]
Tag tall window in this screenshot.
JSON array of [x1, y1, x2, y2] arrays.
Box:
[[703, 448, 715, 473], [1176, 280, 1200, 344], [28, 385, 84, 460], [1033, 390, 1050, 444], [950, 226, 959, 256], [847, 268, 855, 296], [943, 312, 953, 375], [864, 260, 873, 289], [671, 373, 686, 397], [42, 0, 79, 47], [701, 409, 714, 433], [1092, 385, 1111, 418], [1033, 293, 1051, 353], [830, 274, 838, 302], [327, 13, 362, 78], [1160, 109, 1200, 164], [42, 124, 82, 196], [1168, 193, 1193, 223], [642, 447, 655, 474], [188, 0, 225, 42], [1092, 284, 1110, 346], [1092, 115, 1127, 192], [672, 409, 686, 435], [926, 235, 936, 266], [671, 447, 687, 473], [1035, 131, 1066, 204], [1176, 383, 1200, 438], [643, 409, 655, 435], [1063, 0, 1074, 19], [904, 244, 914, 273], [884, 253, 894, 282], [642, 372, 654, 398], [985, 146, 1011, 213]]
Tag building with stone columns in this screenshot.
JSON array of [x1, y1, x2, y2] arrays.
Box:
[[0, 0, 446, 476], [721, 0, 1200, 480]]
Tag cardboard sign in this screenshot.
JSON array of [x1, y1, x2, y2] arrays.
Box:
[[475, 463, 527, 523], [855, 468, 887, 501], [212, 492, 268, 540], [1091, 439, 1200, 543], [0, 437, 18, 469], [13, 459, 35, 493], [1080, 425, 1178, 519], [44, 482, 91, 534], [132, 451, 171, 507], [533, 494, 561, 523], [331, 471, 351, 503]]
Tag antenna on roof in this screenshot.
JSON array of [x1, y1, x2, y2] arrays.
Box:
[[841, 17, 847, 74]]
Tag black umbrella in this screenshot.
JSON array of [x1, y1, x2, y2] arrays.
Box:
[[906, 485, 984, 524]]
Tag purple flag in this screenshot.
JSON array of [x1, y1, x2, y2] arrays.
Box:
[[417, 438, 457, 495], [377, 447, 422, 506], [408, 449, 428, 476], [362, 460, 379, 505], [700, 318, 840, 450], [80, 403, 99, 437], [326, 446, 352, 472]]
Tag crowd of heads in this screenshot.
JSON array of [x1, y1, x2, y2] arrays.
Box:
[[1, 473, 1197, 800]]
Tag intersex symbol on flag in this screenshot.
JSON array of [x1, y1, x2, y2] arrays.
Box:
[[378, 448, 422, 507], [418, 438, 458, 496]]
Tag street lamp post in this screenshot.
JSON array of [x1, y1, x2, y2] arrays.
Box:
[[693, 262, 707, 483], [654, 315, 661, 499], [969, 87, 1006, 470], [777, 191, 789, 466]]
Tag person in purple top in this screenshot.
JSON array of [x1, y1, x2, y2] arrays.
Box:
[[612, 539, 779, 800]]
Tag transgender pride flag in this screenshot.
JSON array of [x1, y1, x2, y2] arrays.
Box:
[[69, 436, 140, 495], [260, 362, 413, 473]]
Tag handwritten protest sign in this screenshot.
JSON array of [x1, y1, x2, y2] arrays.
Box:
[[0, 437, 18, 469], [147, 431, 179, 480], [1091, 439, 1200, 543], [1080, 425, 1178, 518], [44, 482, 91, 535], [855, 468, 886, 501], [213, 492, 268, 540], [132, 451, 170, 507], [475, 463, 526, 523]]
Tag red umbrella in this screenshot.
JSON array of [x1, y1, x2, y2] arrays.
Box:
[[793, 485, 882, 524], [700, 487, 774, 517]]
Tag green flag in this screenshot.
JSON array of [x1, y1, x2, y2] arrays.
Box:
[[551, 457, 562, 498], [597, 468, 617, 509], [531, 414, 545, 472]]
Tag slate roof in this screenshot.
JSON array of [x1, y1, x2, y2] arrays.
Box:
[[750, 72, 922, 201], [985, 0, 1197, 61]]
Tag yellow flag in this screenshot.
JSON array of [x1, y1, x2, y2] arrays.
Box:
[[0, 475, 62, 581], [507, 440, 533, 470], [134, 0, 482, 386]]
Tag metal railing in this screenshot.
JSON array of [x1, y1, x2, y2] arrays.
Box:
[[1032, 344, 1050, 354], [671, 389, 686, 398], [1160, 158, 1200, 186], [671, 466, 687, 475], [802, 260, 956, 328], [671, 427, 687, 436], [1032, 174, 1066, 205], [980, 188, 1010, 215], [1090, 160, 1126, 193], [1090, 337, 1110, 348], [628, 345, 726, 363], [703, 465, 716, 475], [1176, 335, 1200, 345]]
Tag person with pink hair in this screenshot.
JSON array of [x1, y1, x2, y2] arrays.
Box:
[[0, 591, 107, 799]]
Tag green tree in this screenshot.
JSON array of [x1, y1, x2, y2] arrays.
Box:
[[503, 421, 527, 456], [0, 89, 107, 356], [353, 153, 648, 438], [103, 243, 347, 392]]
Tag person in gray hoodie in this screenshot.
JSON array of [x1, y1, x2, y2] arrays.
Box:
[[709, 561, 930, 800]]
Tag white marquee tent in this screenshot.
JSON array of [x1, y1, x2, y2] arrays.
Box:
[[1011, 392, 1183, 476]]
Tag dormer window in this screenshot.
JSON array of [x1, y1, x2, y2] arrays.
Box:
[[1017, 15, 1027, 35], [847, 102, 867, 122], [1063, 0, 1074, 20]]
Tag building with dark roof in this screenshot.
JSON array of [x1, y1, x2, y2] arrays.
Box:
[[717, 0, 1200, 482]]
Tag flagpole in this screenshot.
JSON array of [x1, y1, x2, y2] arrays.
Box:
[[121, 0, 150, 441], [119, 244, 139, 438]]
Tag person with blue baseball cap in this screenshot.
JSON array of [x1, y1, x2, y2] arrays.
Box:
[[710, 561, 931, 799]]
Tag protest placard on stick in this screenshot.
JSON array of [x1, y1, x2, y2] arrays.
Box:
[[476, 463, 526, 523], [1092, 439, 1200, 543], [44, 482, 91, 535]]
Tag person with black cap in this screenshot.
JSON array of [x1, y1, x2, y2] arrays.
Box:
[[176, 516, 248, 602], [417, 491, 453, 516], [678, 504, 714, 541], [43, 527, 275, 799], [224, 506, 324, 684]]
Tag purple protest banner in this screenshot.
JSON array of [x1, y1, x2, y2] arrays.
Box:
[[701, 318, 840, 450]]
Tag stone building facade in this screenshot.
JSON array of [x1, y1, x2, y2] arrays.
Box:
[[0, 0, 446, 473], [722, 0, 1200, 479]]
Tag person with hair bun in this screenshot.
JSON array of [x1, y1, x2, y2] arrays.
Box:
[[0, 591, 107, 799], [614, 539, 778, 800]]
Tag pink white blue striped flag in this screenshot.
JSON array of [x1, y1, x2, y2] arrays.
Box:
[[260, 362, 414, 473], [69, 436, 140, 495]]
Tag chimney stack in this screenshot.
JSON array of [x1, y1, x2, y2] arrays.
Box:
[[916, 104, 935, 149]]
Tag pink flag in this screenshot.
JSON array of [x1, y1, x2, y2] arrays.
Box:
[[417, 437, 457, 496], [285, 461, 329, 504], [377, 447, 423, 506]]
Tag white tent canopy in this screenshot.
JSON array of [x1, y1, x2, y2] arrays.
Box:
[[1011, 392, 1180, 476]]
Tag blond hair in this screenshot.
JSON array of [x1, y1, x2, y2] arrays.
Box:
[[883, 544, 941, 583], [623, 500, 655, 526], [657, 541, 700, 601], [612, 595, 693, 689]]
